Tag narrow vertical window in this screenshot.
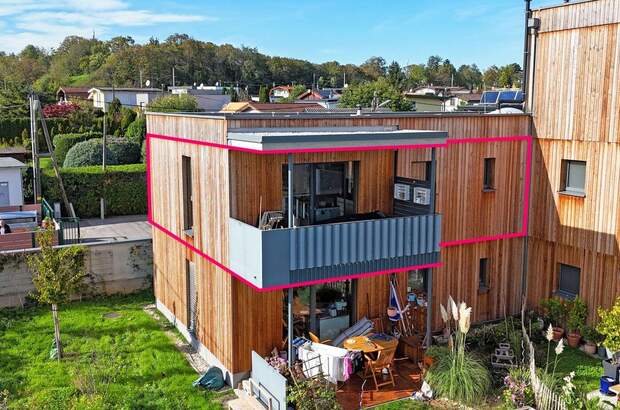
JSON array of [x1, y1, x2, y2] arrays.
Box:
[[483, 158, 495, 190], [186, 260, 197, 334], [182, 155, 193, 233], [479, 258, 489, 291]]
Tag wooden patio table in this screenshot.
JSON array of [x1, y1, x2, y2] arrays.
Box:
[[343, 334, 398, 354]]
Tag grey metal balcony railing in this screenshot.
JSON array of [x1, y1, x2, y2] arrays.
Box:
[[229, 214, 441, 289]]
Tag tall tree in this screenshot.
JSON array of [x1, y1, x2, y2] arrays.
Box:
[[386, 61, 405, 88], [360, 57, 387, 80], [457, 64, 483, 90], [339, 78, 413, 111], [483, 65, 500, 89]]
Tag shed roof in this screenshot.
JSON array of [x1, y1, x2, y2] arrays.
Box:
[[0, 157, 26, 168]]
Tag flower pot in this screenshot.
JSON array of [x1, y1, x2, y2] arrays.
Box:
[[602, 358, 620, 383], [567, 331, 581, 348], [584, 341, 597, 355], [552, 326, 564, 342]]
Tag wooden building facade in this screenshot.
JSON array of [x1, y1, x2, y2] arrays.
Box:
[[147, 112, 529, 382], [525, 0, 620, 320], [146, 0, 620, 385]]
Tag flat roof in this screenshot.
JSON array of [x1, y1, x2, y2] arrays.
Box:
[[227, 127, 447, 151], [146, 110, 530, 121]]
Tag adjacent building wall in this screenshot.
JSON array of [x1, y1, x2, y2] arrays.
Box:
[[528, 0, 620, 320]]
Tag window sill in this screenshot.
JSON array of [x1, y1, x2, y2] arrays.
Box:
[[478, 287, 490, 295], [482, 188, 496, 193], [553, 290, 577, 300], [558, 190, 585, 198]]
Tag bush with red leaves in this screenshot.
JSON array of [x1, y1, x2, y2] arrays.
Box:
[[42, 103, 80, 118]]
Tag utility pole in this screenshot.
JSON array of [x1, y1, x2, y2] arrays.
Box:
[[35, 95, 75, 218], [29, 93, 40, 203], [172, 66, 176, 87], [139, 69, 143, 88], [101, 99, 106, 220]]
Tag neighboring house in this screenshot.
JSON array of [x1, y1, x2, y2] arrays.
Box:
[[458, 89, 523, 113], [269, 85, 293, 102], [220, 102, 324, 113], [169, 85, 232, 111], [296, 88, 341, 109], [56, 86, 91, 103], [403, 92, 446, 112], [0, 158, 26, 206], [410, 85, 470, 97], [445, 92, 482, 112], [88, 87, 163, 110], [144, 0, 619, 403]]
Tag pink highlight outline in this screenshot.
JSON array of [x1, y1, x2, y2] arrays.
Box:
[[145, 132, 532, 290]]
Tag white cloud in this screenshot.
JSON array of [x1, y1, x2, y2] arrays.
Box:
[[0, 0, 212, 52]]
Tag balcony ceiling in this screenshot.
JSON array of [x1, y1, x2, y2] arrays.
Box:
[[227, 127, 447, 151]]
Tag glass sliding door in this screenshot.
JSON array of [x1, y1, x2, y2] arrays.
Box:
[[282, 161, 358, 227]]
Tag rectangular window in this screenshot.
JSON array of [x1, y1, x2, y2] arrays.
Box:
[[561, 160, 586, 195], [182, 156, 193, 232], [410, 161, 432, 182], [479, 258, 489, 290], [557, 263, 580, 299], [483, 158, 495, 190], [407, 269, 428, 292]]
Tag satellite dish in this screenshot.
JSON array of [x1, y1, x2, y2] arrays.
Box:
[[145, 80, 151, 87]]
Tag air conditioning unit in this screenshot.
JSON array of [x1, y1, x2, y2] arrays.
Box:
[[413, 187, 431, 205], [394, 183, 411, 201]]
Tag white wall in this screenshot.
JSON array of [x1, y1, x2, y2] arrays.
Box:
[[0, 168, 23, 206]]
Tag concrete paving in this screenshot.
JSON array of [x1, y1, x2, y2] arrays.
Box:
[[79, 214, 151, 243]]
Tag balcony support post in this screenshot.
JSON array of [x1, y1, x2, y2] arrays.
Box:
[[426, 147, 437, 347], [309, 285, 317, 334], [287, 153, 294, 366]]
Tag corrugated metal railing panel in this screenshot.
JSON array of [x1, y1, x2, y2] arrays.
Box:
[[289, 214, 441, 271]]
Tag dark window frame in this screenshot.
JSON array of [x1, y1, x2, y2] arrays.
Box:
[[410, 160, 432, 183], [556, 263, 580, 300], [478, 258, 489, 291], [182, 155, 194, 233], [560, 159, 586, 197], [483, 157, 496, 191]]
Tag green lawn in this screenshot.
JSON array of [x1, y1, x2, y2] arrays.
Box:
[[539, 342, 603, 392], [0, 292, 226, 410]]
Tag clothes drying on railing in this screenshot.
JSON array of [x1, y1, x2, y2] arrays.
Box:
[[297, 341, 361, 383]]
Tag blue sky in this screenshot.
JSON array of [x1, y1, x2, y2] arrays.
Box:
[[0, 0, 559, 69]]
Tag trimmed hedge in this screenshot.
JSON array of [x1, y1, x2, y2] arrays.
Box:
[[63, 139, 118, 167], [53, 132, 102, 165], [0, 117, 76, 147], [107, 137, 141, 165], [42, 164, 147, 218]]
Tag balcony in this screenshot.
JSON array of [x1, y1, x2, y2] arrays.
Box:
[[229, 213, 441, 289]]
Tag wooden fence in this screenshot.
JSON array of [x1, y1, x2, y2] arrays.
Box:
[[522, 320, 568, 410]]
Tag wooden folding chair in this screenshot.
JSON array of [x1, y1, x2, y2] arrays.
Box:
[[308, 332, 332, 345], [363, 347, 396, 391]]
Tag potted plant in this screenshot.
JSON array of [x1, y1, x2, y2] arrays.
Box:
[[567, 297, 587, 348], [581, 326, 600, 355], [597, 297, 620, 382], [540, 298, 569, 342]]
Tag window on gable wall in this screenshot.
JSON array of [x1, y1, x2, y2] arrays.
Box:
[[560, 160, 586, 196], [182, 155, 193, 234], [557, 263, 580, 300], [483, 158, 495, 190], [479, 258, 489, 291]]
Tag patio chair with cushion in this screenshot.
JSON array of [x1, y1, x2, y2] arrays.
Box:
[[363, 347, 396, 391], [332, 317, 374, 347]]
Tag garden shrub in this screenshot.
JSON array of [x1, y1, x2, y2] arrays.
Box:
[[125, 116, 146, 145], [106, 137, 140, 165], [42, 164, 146, 217], [53, 132, 102, 165], [0, 117, 71, 147], [63, 139, 118, 167]]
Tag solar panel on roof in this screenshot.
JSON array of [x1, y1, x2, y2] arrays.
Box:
[[481, 91, 499, 104]]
